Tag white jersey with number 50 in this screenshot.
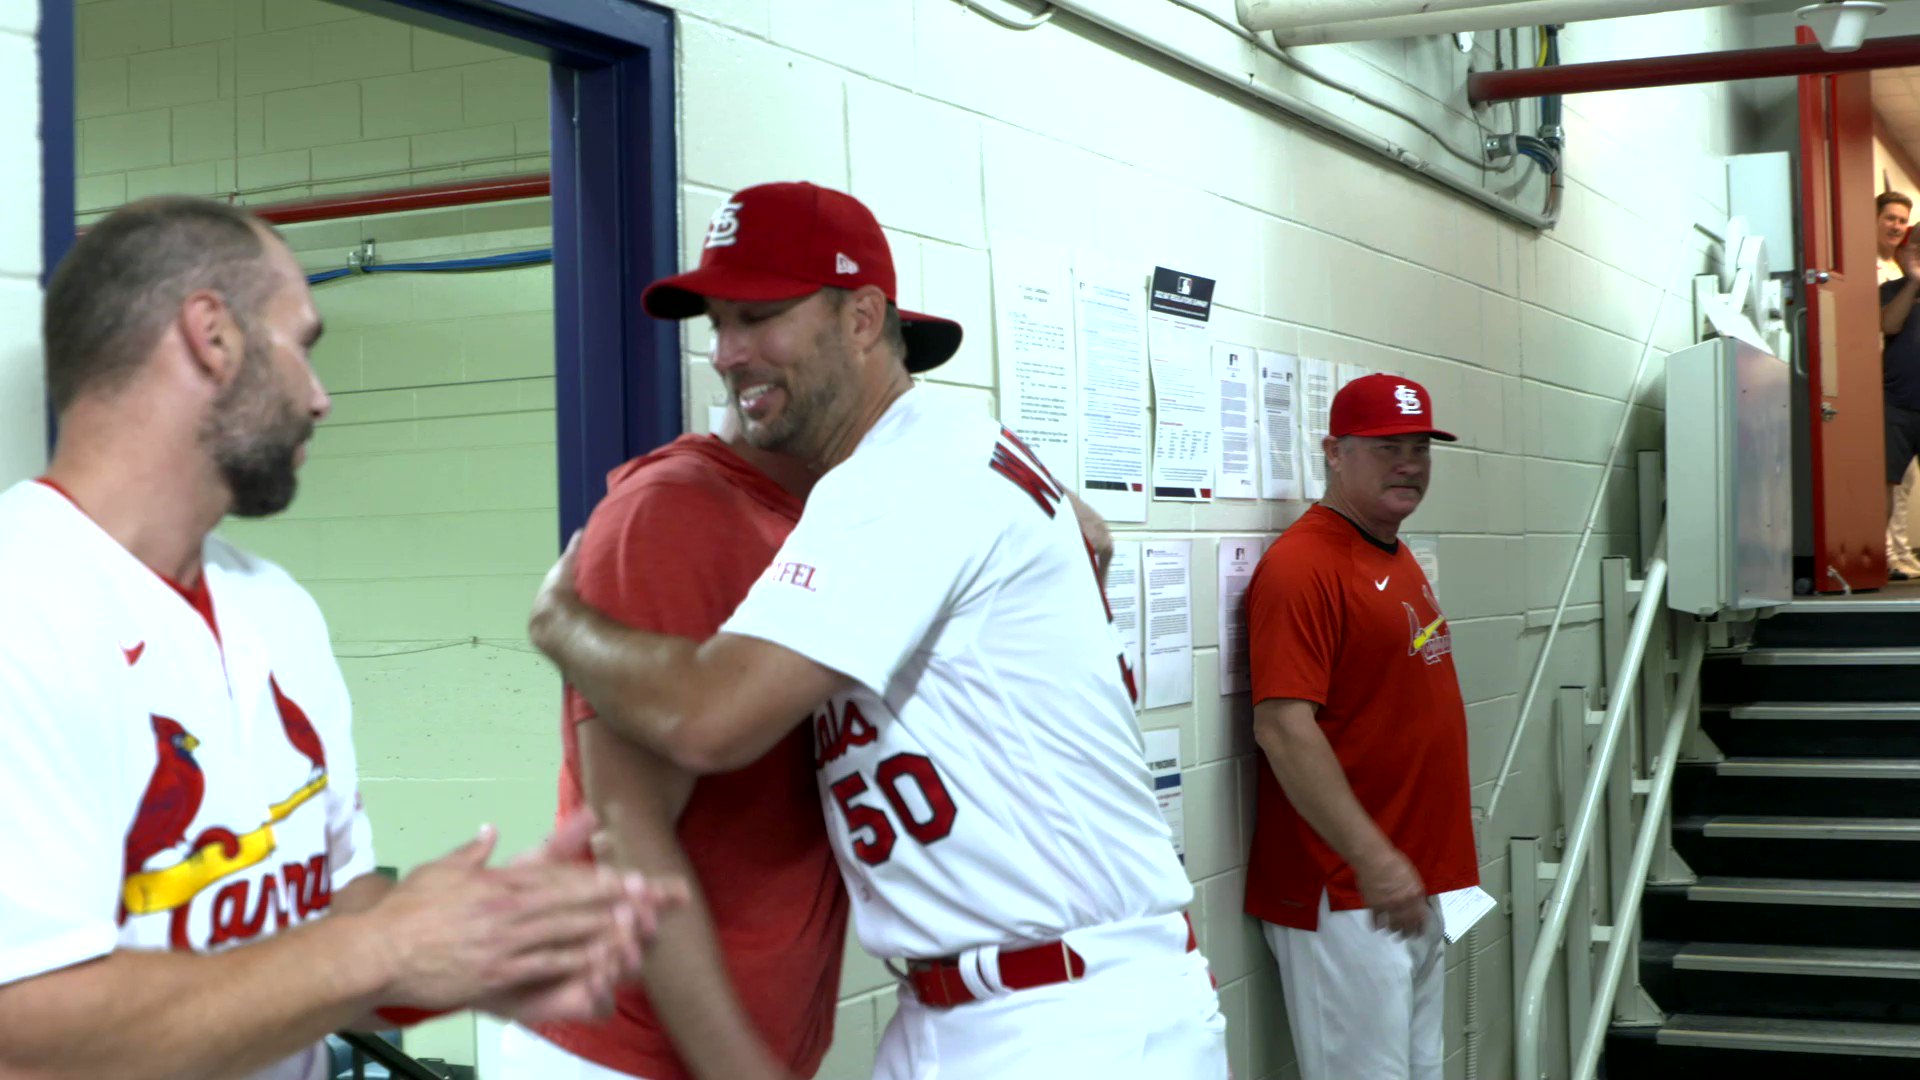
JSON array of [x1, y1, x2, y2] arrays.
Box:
[[722, 389, 1191, 960]]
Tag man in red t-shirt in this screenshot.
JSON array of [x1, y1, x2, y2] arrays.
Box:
[[1244, 374, 1477, 1080], [500, 420, 850, 1079]]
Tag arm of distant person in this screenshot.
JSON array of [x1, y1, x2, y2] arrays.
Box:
[[1068, 491, 1115, 588], [580, 719, 793, 1080], [1885, 247, 1920, 335], [1253, 697, 1428, 936]]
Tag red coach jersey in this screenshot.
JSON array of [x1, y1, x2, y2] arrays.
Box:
[[535, 436, 848, 1080], [1243, 505, 1477, 931]]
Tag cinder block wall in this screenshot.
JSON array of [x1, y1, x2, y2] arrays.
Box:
[[0, 0, 40, 489], [53, 1, 1758, 1077]]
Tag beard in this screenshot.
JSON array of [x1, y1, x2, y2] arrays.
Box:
[[732, 320, 858, 461], [200, 335, 313, 519]]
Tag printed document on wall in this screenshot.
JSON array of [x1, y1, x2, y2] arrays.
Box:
[[1214, 343, 1257, 500], [1075, 256, 1150, 522], [990, 235, 1080, 490], [1299, 357, 1336, 500], [1217, 536, 1264, 695], [1256, 350, 1301, 501], [1142, 540, 1194, 709], [1146, 266, 1217, 502], [1142, 728, 1184, 861], [1105, 541, 1144, 711], [1406, 535, 1440, 589], [1337, 362, 1369, 390]]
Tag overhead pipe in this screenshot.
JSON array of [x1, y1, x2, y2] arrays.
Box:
[[247, 172, 550, 225], [1043, 0, 1558, 230], [1471, 31, 1920, 102], [1242, 0, 1775, 45]]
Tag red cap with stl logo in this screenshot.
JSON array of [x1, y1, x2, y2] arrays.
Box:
[[1329, 373, 1457, 441], [640, 181, 963, 374]]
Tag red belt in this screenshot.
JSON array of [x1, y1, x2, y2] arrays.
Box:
[[905, 915, 1200, 1009]]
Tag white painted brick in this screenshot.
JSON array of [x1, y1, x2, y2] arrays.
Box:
[[263, 82, 359, 151], [1260, 219, 1333, 329], [125, 160, 217, 201], [78, 58, 129, 119], [310, 16, 412, 85], [235, 28, 315, 98], [770, 0, 912, 87], [648, 0, 770, 38], [261, 0, 357, 31], [128, 43, 220, 107], [980, 123, 1097, 248], [81, 0, 171, 59], [172, 0, 234, 47], [883, 228, 921, 312], [917, 241, 991, 390], [680, 20, 848, 192], [1219, 967, 1253, 1080], [0, 0, 31, 36], [1183, 761, 1240, 881], [81, 109, 172, 176], [846, 79, 983, 247], [0, 277, 44, 487], [1524, 382, 1626, 464]]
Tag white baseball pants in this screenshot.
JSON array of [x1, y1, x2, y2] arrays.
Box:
[[873, 912, 1229, 1079], [496, 1023, 654, 1079], [1262, 892, 1446, 1080]]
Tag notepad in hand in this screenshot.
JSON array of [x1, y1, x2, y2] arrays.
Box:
[[1436, 886, 1497, 943]]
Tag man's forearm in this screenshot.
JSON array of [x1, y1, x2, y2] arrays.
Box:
[[1886, 279, 1920, 335], [0, 912, 390, 1080], [534, 597, 702, 757], [1256, 714, 1396, 870]]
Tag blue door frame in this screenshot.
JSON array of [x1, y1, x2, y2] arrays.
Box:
[[39, 0, 681, 542]]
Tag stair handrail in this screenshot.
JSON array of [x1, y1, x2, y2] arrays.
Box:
[[1515, 530, 1669, 1080], [336, 1031, 450, 1080], [1570, 622, 1706, 1079]]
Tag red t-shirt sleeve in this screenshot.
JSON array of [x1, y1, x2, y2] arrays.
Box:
[[564, 476, 754, 731], [1247, 547, 1344, 708]]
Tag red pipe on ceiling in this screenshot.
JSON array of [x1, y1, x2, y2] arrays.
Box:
[[1470, 32, 1920, 104], [246, 171, 551, 225]]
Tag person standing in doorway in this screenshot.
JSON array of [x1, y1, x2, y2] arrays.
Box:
[[1243, 374, 1477, 1080], [1877, 191, 1920, 580]]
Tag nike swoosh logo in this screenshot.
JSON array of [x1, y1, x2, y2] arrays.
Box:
[[123, 641, 146, 666], [1374, 577, 1390, 590]]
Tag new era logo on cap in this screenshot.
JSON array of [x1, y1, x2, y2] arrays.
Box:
[[1330, 373, 1457, 442], [835, 252, 860, 275]]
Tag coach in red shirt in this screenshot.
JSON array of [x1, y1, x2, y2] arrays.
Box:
[[1244, 373, 1477, 1080]]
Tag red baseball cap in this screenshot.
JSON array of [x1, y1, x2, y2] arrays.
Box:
[[641, 181, 963, 374], [1329, 373, 1457, 441]]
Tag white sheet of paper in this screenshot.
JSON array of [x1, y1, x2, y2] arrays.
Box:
[[1142, 540, 1194, 709], [1217, 536, 1263, 695], [1337, 362, 1369, 390], [1147, 267, 1217, 502], [1437, 885, 1497, 943], [1105, 541, 1144, 710], [1214, 344, 1257, 500], [1142, 728, 1184, 861], [1256, 350, 1301, 502], [1075, 257, 1150, 522], [1406, 535, 1440, 589], [991, 235, 1081, 491], [1298, 356, 1336, 501]]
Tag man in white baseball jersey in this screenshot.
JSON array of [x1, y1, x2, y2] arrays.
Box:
[[528, 181, 1226, 1078], [0, 196, 684, 1080]]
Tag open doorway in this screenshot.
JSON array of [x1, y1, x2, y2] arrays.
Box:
[[1869, 66, 1920, 592]]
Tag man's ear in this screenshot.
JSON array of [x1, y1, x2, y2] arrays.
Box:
[[847, 285, 889, 353], [177, 289, 243, 388]]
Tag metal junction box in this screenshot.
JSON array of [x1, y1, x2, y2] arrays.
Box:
[[1666, 336, 1792, 616]]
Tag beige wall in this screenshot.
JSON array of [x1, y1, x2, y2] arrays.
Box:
[[0, 0, 41, 489]]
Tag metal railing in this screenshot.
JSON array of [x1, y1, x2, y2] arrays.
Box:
[[1512, 520, 1708, 1080]]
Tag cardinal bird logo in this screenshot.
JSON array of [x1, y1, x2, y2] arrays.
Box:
[[121, 715, 206, 921], [270, 676, 326, 779]]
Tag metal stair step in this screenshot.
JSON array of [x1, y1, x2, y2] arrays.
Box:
[[1739, 648, 1920, 666], [1673, 942, 1920, 980], [1722, 703, 1920, 721], [1697, 816, 1920, 841], [1686, 877, 1920, 908], [1715, 758, 1920, 779], [1658, 1014, 1920, 1058]]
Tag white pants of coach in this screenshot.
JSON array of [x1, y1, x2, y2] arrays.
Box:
[[1263, 892, 1446, 1080]]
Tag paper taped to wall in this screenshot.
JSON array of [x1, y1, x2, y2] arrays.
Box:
[[991, 235, 1081, 491]]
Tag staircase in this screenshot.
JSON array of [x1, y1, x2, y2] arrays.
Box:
[[1604, 601, 1920, 1077]]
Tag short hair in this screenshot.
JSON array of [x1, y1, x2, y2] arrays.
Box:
[[821, 286, 908, 363], [1880, 191, 1913, 214], [45, 196, 277, 411]]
